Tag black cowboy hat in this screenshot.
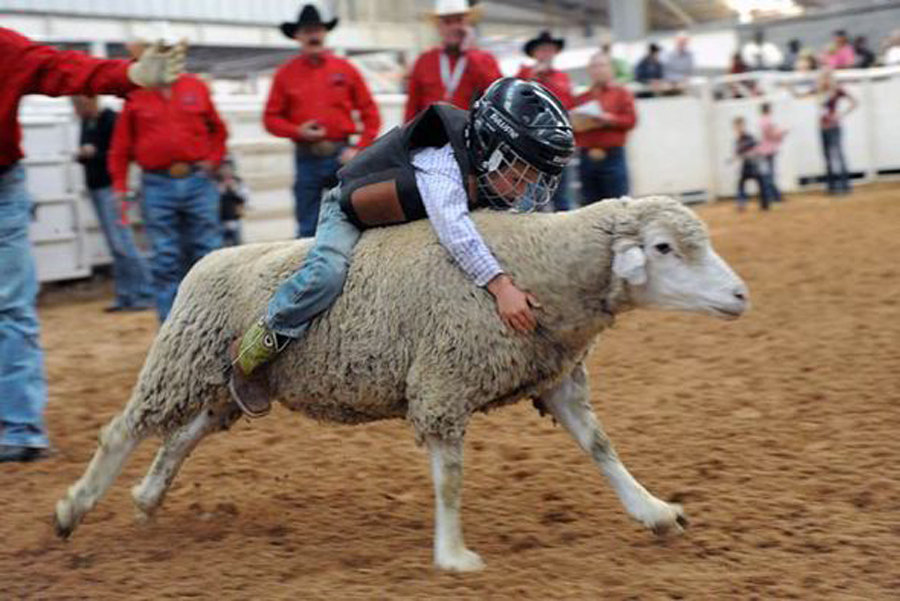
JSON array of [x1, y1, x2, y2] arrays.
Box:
[[280, 4, 339, 39], [523, 30, 565, 57]]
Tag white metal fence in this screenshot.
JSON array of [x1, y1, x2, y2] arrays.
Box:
[[19, 65, 900, 282]]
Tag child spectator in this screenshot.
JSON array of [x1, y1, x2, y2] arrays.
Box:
[[217, 159, 248, 246], [732, 116, 772, 212], [756, 103, 787, 202]]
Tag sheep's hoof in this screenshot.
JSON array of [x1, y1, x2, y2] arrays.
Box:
[[435, 548, 485, 572], [53, 501, 75, 540], [648, 502, 688, 536]]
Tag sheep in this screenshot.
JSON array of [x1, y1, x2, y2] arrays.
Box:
[[53, 195, 749, 572]]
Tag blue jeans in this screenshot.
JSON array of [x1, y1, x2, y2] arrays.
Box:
[[821, 127, 850, 193], [293, 146, 342, 238], [578, 147, 630, 206], [267, 187, 361, 338], [141, 171, 222, 322], [764, 155, 783, 202], [89, 186, 154, 308], [0, 166, 49, 448]]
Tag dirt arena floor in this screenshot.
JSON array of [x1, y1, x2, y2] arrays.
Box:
[[1, 184, 898, 600]]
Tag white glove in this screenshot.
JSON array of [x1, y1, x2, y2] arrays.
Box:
[[127, 39, 187, 87]]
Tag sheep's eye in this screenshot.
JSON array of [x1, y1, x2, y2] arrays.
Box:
[[654, 243, 673, 255]]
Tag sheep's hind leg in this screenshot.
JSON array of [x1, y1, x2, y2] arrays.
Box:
[[426, 434, 485, 572], [536, 363, 687, 536], [55, 412, 143, 539], [132, 403, 241, 521]]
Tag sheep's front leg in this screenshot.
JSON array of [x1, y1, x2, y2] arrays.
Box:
[[537, 363, 687, 536], [426, 434, 484, 572]]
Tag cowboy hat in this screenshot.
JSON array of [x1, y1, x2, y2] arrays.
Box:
[[523, 30, 565, 57], [429, 0, 483, 21], [280, 4, 339, 39]]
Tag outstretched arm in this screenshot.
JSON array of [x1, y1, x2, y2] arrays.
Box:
[[416, 147, 539, 333]]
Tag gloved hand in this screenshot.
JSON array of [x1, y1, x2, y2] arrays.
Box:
[[127, 39, 187, 87]]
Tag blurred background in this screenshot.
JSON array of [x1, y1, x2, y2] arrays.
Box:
[[5, 0, 900, 280]]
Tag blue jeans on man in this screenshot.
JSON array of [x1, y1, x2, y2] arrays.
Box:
[[267, 187, 360, 339], [293, 145, 343, 238], [821, 126, 850, 194], [0, 165, 49, 452], [578, 147, 630, 206], [141, 171, 222, 322], [88, 186, 154, 310]]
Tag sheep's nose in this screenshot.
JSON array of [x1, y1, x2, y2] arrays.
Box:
[[732, 285, 750, 311]]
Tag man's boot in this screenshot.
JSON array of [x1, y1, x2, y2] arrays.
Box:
[[229, 318, 289, 418]]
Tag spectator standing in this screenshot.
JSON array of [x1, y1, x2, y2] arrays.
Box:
[[109, 39, 227, 323], [790, 68, 858, 195], [634, 43, 666, 96], [0, 27, 182, 462], [217, 159, 248, 247], [571, 52, 637, 205], [404, 0, 502, 121], [732, 116, 772, 212], [881, 29, 900, 65], [823, 30, 856, 69], [741, 30, 783, 71], [780, 38, 803, 71], [664, 33, 695, 92], [265, 4, 381, 238], [516, 30, 573, 211], [72, 96, 154, 312], [756, 102, 787, 202], [853, 36, 875, 68]]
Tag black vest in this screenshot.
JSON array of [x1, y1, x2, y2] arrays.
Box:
[[338, 104, 485, 229]]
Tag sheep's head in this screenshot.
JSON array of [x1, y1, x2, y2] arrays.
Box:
[[610, 197, 749, 319]]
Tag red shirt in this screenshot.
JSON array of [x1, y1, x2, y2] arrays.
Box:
[[404, 47, 502, 122], [108, 75, 228, 193], [572, 84, 637, 149], [264, 52, 381, 149], [515, 65, 574, 108], [0, 27, 137, 167]]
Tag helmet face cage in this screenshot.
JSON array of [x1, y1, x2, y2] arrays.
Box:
[[476, 143, 561, 212]]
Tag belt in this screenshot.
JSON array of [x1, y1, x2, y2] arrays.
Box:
[[583, 146, 623, 161], [147, 162, 200, 178], [295, 140, 346, 158], [0, 162, 17, 177]]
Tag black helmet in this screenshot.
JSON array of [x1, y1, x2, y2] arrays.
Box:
[[468, 77, 574, 208]]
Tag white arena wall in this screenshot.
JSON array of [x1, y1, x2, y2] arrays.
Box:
[[19, 66, 900, 283]]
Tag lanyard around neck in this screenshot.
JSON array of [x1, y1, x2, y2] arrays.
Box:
[[439, 51, 468, 101]]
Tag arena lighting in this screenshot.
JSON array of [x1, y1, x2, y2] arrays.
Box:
[[725, 0, 804, 23]]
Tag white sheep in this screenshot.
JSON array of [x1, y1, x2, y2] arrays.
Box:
[[54, 195, 749, 572]]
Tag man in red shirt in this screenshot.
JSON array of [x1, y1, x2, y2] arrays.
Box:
[[570, 52, 637, 205], [109, 39, 228, 323], [404, 0, 502, 122], [0, 27, 183, 462], [265, 4, 381, 238], [516, 30, 573, 210]]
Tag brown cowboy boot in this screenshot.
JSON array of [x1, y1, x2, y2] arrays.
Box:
[[228, 319, 289, 418]]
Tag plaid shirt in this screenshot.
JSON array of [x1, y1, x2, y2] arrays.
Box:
[[412, 144, 502, 287]]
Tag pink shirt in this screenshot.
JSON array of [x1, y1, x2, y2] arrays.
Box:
[[824, 45, 856, 69], [755, 115, 785, 157]]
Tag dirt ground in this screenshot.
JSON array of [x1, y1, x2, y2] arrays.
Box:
[[1, 184, 898, 600]]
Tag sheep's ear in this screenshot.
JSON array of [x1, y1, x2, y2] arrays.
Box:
[[612, 244, 647, 286]]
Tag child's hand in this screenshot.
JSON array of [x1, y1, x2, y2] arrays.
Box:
[[487, 274, 540, 334]]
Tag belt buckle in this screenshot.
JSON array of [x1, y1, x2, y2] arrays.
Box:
[[588, 148, 607, 161], [168, 162, 191, 178]]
